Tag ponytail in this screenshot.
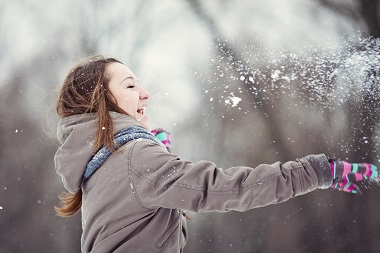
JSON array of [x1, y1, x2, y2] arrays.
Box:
[[54, 189, 82, 217]]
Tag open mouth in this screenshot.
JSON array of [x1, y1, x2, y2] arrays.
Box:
[[137, 107, 146, 116]]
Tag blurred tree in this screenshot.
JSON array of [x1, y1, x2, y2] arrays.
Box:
[[183, 0, 380, 253], [316, 0, 380, 162], [318, 0, 380, 37], [314, 3, 380, 250], [1, 1, 191, 252], [0, 70, 82, 252], [1, 0, 379, 252]]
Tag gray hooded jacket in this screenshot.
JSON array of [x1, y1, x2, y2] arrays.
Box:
[[54, 112, 332, 253]]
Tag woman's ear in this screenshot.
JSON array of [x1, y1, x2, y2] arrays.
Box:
[[106, 90, 117, 105]]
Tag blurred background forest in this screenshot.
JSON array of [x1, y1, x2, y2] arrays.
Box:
[[1, 0, 380, 252]]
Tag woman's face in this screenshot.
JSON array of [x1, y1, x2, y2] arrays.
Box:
[[106, 62, 151, 129]]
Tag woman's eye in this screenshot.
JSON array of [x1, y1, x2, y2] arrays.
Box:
[[127, 85, 135, 89]]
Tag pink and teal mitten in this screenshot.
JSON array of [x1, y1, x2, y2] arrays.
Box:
[[330, 160, 378, 194], [151, 128, 172, 152]]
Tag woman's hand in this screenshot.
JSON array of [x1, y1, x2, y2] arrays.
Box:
[[151, 128, 172, 151], [330, 160, 378, 194]]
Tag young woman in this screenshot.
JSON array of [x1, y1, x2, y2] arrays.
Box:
[[54, 55, 378, 253]]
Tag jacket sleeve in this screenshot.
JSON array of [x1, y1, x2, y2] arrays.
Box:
[[128, 139, 332, 212]]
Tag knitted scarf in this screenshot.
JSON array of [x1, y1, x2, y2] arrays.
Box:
[[82, 126, 166, 183]]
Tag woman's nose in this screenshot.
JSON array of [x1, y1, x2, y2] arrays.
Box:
[[139, 87, 150, 100]]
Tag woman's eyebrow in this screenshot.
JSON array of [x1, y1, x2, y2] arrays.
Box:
[[120, 76, 135, 84]]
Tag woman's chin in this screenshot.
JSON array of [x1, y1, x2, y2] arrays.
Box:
[[136, 116, 151, 130]]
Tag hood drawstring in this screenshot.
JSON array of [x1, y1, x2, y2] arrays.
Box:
[[179, 210, 194, 221]]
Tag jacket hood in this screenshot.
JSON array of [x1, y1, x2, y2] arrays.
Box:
[[54, 112, 144, 193]]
